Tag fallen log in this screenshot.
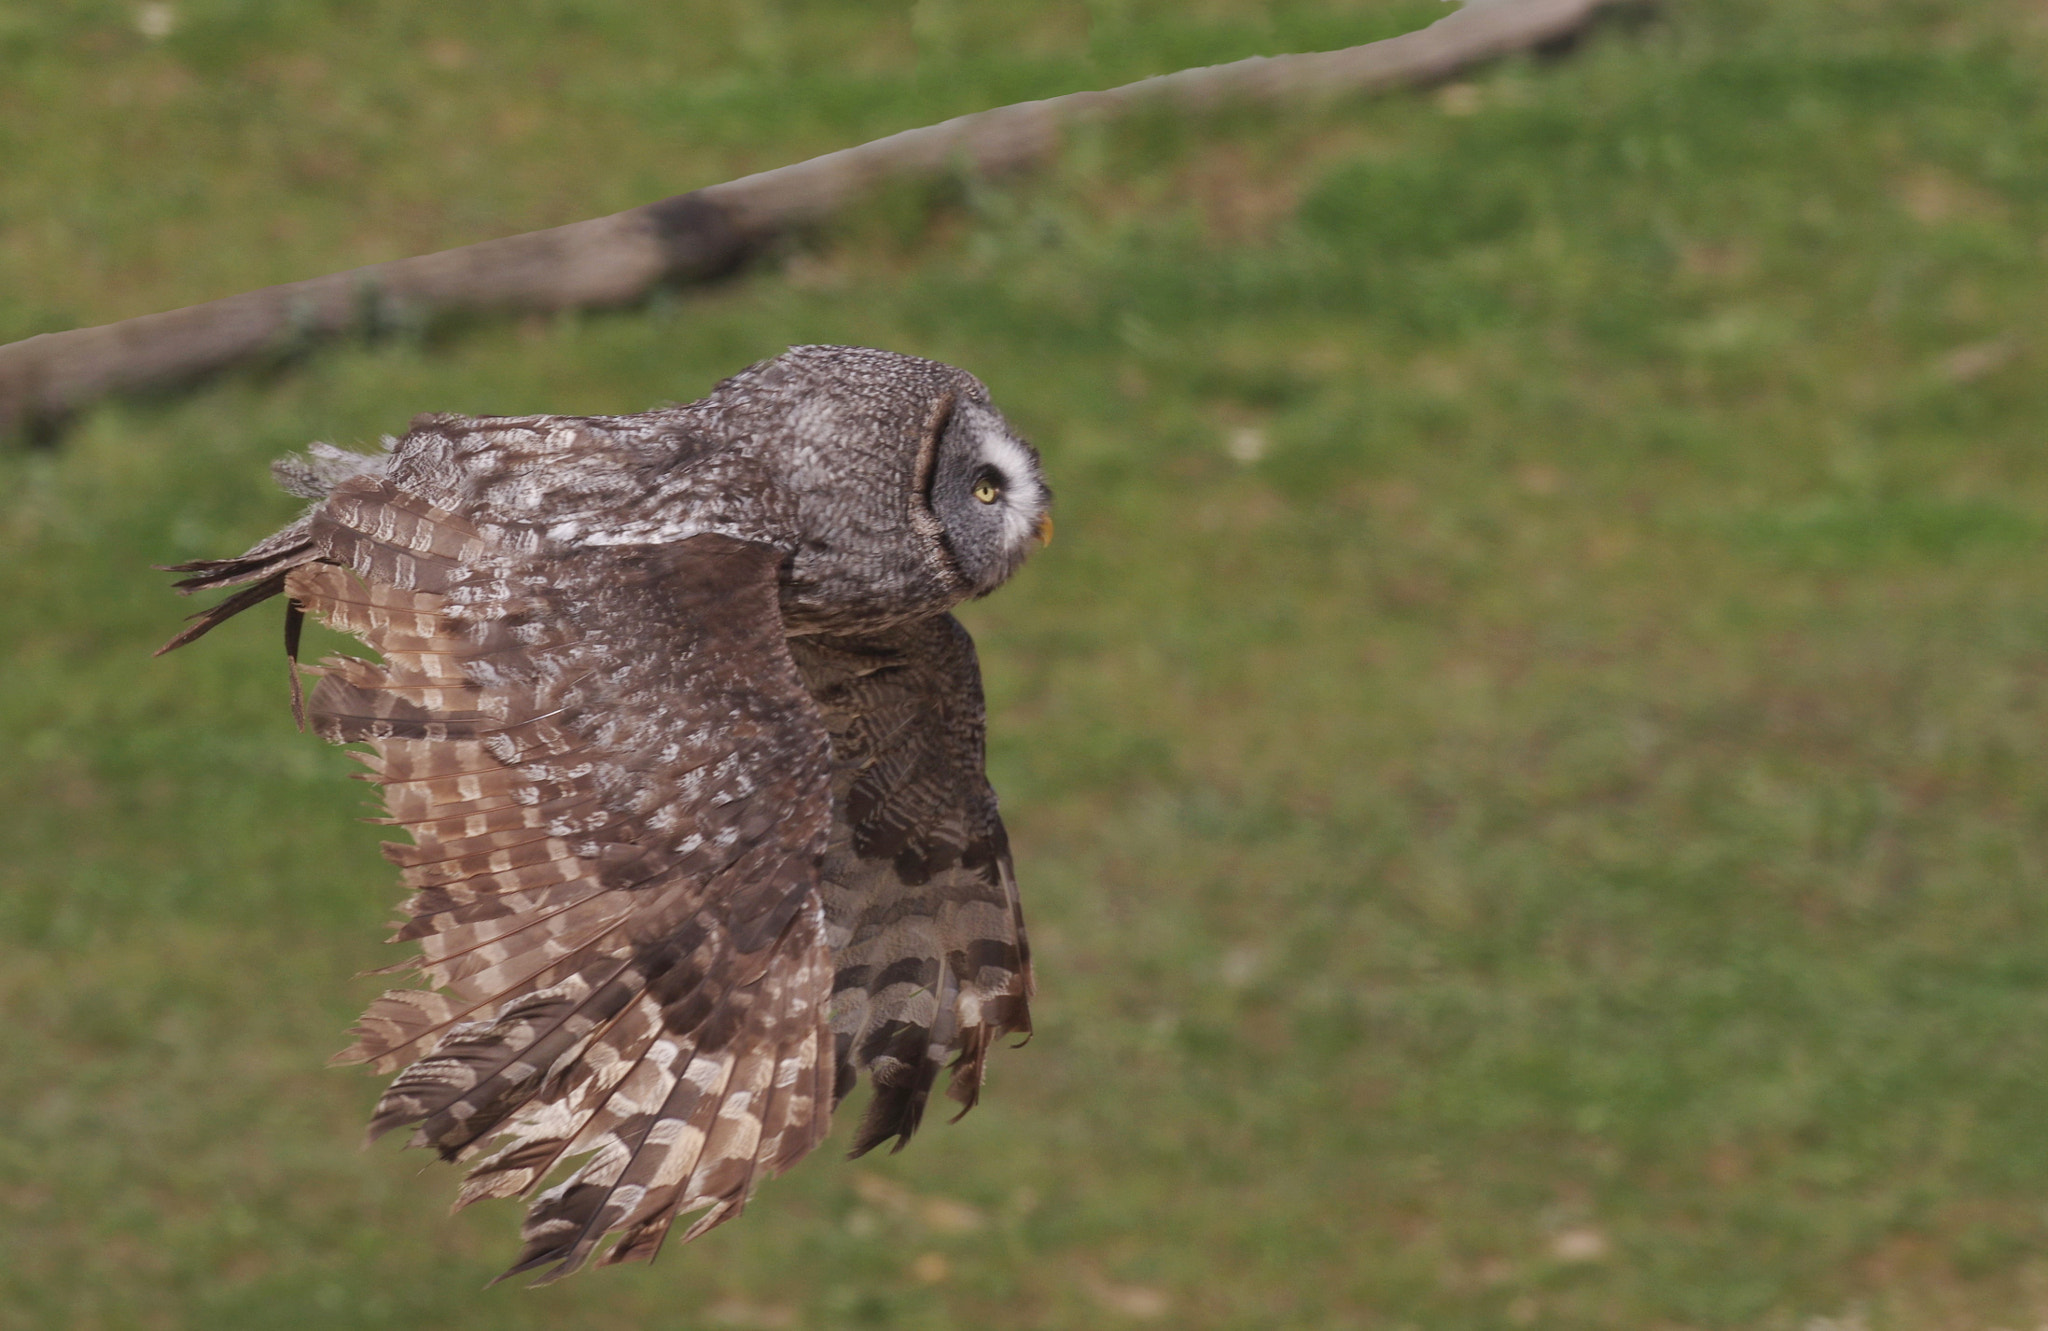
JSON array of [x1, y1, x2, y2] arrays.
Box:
[[0, 0, 1635, 442]]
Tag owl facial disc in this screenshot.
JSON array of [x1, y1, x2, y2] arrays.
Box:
[[926, 398, 1052, 597]]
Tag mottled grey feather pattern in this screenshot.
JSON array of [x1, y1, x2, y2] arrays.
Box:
[[157, 346, 1049, 1283]]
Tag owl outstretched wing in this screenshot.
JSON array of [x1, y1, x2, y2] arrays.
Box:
[[791, 615, 1035, 1156], [161, 417, 839, 1283]]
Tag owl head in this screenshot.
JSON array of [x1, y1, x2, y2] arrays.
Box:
[[695, 345, 1051, 626]]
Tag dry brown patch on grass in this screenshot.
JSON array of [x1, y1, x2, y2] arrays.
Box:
[[1678, 240, 1758, 283], [1179, 144, 1305, 244], [1894, 167, 2009, 228], [1080, 1267, 1172, 1319]]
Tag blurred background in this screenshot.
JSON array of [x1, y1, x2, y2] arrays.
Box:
[[6, 1, 2048, 1327]]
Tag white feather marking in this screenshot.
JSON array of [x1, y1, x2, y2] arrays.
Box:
[[644, 1117, 692, 1148], [649, 1125, 710, 1185], [976, 428, 1049, 552]]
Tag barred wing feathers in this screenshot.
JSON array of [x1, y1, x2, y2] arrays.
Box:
[[170, 417, 840, 1283], [792, 616, 1034, 1157]]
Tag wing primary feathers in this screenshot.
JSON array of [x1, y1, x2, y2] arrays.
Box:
[[506, 898, 831, 1285], [341, 901, 644, 1077], [397, 963, 644, 1158]]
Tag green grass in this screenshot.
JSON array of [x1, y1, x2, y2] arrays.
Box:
[[9, 0, 2048, 1326]]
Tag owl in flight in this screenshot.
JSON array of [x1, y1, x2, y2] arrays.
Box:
[[158, 346, 1049, 1283]]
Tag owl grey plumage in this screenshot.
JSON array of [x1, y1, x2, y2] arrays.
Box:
[[156, 346, 1050, 1283]]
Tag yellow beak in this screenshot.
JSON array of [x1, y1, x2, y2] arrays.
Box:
[[1034, 513, 1054, 547]]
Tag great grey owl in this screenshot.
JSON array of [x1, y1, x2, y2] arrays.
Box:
[[157, 345, 1050, 1283]]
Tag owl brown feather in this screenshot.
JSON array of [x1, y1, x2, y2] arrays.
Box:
[[298, 461, 836, 1283], [157, 353, 1045, 1283]]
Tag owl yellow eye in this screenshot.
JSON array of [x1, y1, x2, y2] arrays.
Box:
[[972, 477, 1002, 504]]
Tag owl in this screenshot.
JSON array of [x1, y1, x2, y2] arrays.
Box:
[[157, 346, 1050, 1283]]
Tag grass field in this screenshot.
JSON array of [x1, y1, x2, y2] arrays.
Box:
[[8, 1, 2048, 1326]]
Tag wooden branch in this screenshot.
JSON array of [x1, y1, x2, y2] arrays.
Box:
[[0, 0, 1633, 442]]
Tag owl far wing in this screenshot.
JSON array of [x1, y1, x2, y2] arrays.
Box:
[[789, 615, 1034, 1157], [170, 451, 838, 1284]]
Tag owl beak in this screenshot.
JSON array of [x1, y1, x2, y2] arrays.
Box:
[[1033, 513, 1054, 547]]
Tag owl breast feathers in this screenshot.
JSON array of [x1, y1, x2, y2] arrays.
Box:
[[157, 346, 1050, 1283]]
